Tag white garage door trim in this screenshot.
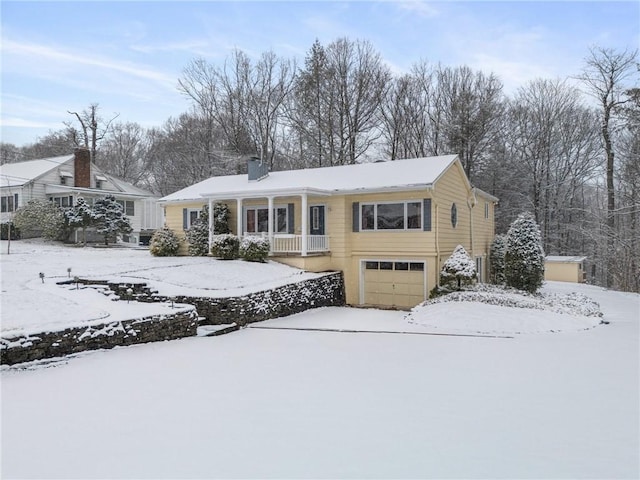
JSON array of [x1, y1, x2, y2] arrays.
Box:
[[359, 258, 428, 307]]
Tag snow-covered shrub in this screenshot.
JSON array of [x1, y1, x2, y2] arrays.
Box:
[[490, 234, 507, 285], [213, 203, 230, 234], [505, 212, 545, 293], [149, 226, 180, 256], [92, 194, 133, 245], [211, 234, 239, 260], [1, 223, 20, 240], [440, 245, 476, 289], [186, 205, 209, 256], [13, 199, 67, 240], [240, 236, 270, 262]]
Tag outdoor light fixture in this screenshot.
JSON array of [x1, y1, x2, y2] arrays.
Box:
[[39, 272, 44, 283], [73, 276, 80, 290], [67, 267, 72, 278], [126, 287, 133, 304]]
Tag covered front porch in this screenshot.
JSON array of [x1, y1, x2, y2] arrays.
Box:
[[204, 188, 331, 257]]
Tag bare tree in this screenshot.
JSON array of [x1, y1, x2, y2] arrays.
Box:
[[99, 122, 152, 186], [577, 46, 639, 286], [64, 104, 119, 163]]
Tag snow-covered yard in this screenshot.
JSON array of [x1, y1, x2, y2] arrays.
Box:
[[1, 240, 639, 478], [0, 239, 320, 335]]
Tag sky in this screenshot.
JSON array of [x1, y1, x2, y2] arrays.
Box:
[[1, 0, 638, 148]]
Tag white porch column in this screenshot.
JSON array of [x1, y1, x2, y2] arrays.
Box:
[[208, 199, 214, 252], [267, 196, 274, 242], [236, 198, 243, 238], [301, 193, 308, 256]]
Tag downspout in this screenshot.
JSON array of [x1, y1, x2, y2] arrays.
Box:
[[435, 201, 440, 287], [208, 198, 214, 253]]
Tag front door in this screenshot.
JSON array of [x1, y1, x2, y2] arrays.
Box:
[[310, 205, 325, 235]]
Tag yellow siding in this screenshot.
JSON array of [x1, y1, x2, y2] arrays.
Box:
[[545, 263, 583, 283]]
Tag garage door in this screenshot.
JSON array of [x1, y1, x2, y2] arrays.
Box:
[[362, 260, 426, 309]]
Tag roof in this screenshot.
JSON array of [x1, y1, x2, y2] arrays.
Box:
[[545, 256, 587, 263], [0, 154, 156, 198], [0, 155, 74, 187], [160, 155, 461, 202]]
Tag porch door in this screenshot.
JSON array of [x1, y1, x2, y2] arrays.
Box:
[[310, 205, 325, 235]]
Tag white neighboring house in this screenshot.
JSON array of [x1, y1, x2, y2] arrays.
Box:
[[0, 148, 163, 244]]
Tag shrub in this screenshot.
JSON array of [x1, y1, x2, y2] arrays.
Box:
[[0, 223, 20, 240], [489, 234, 507, 284], [13, 199, 67, 240], [211, 234, 239, 260], [440, 245, 476, 290], [149, 226, 180, 256], [505, 212, 545, 293], [240, 236, 270, 262]]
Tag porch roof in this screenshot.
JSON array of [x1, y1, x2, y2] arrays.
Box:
[[160, 155, 458, 203]]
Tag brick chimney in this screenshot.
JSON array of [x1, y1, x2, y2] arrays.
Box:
[[74, 148, 91, 188]]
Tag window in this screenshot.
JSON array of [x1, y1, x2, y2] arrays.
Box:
[[484, 202, 489, 219], [1, 194, 18, 213], [187, 209, 201, 228], [245, 206, 288, 234], [116, 200, 135, 216], [312, 206, 321, 231], [51, 196, 73, 208], [451, 203, 458, 228], [365, 261, 424, 271], [361, 201, 422, 231]]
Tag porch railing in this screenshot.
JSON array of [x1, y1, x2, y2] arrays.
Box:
[[239, 233, 329, 255]]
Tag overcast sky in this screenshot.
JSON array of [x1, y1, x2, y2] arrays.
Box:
[[1, 0, 638, 147]]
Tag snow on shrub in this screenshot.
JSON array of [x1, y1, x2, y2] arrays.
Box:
[[150, 226, 180, 256], [211, 234, 240, 260], [505, 212, 545, 293], [441, 245, 476, 289], [12, 199, 67, 240], [240, 236, 270, 262], [420, 283, 602, 318]]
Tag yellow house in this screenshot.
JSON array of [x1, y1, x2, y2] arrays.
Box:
[[545, 256, 587, 283], [159, 155, 497, 309]]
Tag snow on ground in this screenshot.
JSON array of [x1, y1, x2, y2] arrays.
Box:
[[1, 282, 638, 479], [0, 239, 320, 333]]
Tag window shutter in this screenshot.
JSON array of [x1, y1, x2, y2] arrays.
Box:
[[14, 193, 18, 209], [423, 199, 432, 231], [352, 202, 360, 232], [287, 203, 295, 234], [183, 208, 188, 230]]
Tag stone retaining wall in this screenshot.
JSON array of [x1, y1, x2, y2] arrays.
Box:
[[1, 309, 199, 366], [1, 272, 345, 366], [147, 272, 346, 326]]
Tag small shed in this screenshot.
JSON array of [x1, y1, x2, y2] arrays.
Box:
[[545, 256, 587, 283]]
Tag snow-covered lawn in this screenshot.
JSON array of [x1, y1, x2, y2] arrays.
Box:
[[0, 239, 320, 335], [1, 278, 638, 478]]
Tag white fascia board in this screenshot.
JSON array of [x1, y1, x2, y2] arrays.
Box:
[[199, 187, 333, 200]]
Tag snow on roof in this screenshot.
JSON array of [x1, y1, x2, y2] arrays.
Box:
[[160, 155, 460, 202], [545, 256, 587, 263], [0, 155, 74, 187]]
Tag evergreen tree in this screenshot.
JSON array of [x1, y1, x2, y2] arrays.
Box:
[[489, 234, 507, 284], [441, 245, 476, 289], [92, 194, 132, 245], [65, 197, 95, 245], [505, 212, 545, 293], [213, 203, 230, 234], [186, 205, 210, 256]]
